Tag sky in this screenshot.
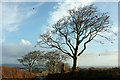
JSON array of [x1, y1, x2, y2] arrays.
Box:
[[0, 0, 119, 67]]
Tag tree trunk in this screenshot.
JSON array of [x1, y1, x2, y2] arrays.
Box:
[[29, 66, 32, 72], [53, 63, 55, 72], [72, 57, 78, 71]]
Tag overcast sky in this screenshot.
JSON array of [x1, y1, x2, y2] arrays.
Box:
[[0, 0, 118, 67]]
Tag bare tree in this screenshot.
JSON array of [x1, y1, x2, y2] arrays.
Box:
[[17, 51, 43, 72], [56, 62, 71, 73], [44, 50, 68, 72], [38, 4, 116, 71]]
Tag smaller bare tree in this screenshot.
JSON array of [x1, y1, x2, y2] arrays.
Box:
[[17, 51, 43, 72], [44, 50, 69, 73]]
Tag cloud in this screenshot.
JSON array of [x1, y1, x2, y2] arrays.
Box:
[[81, 50, 118, 57], [2, 44, 32, 58], [78, 54, 118, 67], [0, 38, 4, 43], [1, 39, 43, 64], [67, 50, 118, 67], [1, 43, 33, 64], [100, 50, 118, 56], [65, 49, 117, 67], [1, 39, 32, 58], [20, 39, 31, 45], [1, 39, 118, 65], [2, 3, 43, 32], [45, 1, 118, 49], [67, 51, 118, 67], [48, 0, 94, 25], [1, 2, 43, 43], [39, 0, 94, 33]]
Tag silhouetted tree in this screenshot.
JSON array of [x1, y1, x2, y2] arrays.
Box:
[[17, 51, 43, 72], [44, 50, 68, 72], [38, 4, 115, 71]]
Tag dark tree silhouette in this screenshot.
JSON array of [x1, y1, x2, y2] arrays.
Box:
[[17, 51, 43, 72], [44, 50, 68, 72], [38, 4, 115, 71]]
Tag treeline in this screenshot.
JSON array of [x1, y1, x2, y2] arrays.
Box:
[[17, 50, 70, 73]]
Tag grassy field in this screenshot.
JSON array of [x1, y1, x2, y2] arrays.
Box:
[[1, 66, 48, 80], [1, 66, 120, 80]]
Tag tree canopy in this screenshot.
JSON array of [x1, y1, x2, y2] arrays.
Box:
[[17, 50, 43, 72], [44, 50, 69, 72]]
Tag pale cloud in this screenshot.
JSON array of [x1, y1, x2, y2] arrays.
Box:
[[48, 0, 94, 25], [48, 0, 118, 33], [2, 44, 31, 57], [46, 1, 118, 48], [20, 39, 31, 45], [39, 0, 95, 32], [0, 38, 4, 43], [68, 50, 118, 67], [1, 2, 43, 43], [100, 50, 118, 56], [2, 3, 43, 32], [82, 50, 118, 57], [1, 40, 41, 64], [78, 55, 118, 67], [80, 50, 118, 66], [2, 39, 40, 58], [1, 43, 32, 64]]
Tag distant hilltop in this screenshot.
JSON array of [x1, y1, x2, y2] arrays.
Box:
[[78, 66, 118, 69], [1, 64, 117, 69], [1, 64, 24, 68]]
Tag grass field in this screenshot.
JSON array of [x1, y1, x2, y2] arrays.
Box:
[[1, 66, 48, 80]]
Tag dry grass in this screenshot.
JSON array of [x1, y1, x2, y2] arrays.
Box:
[[1, 66, 42, 79], [47, 68, 120, 80], [1, 66, 120, 80]]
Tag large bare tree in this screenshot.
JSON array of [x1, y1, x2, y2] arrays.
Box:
[[38, 4, 115, 71], [17, 51, 43, 72]]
